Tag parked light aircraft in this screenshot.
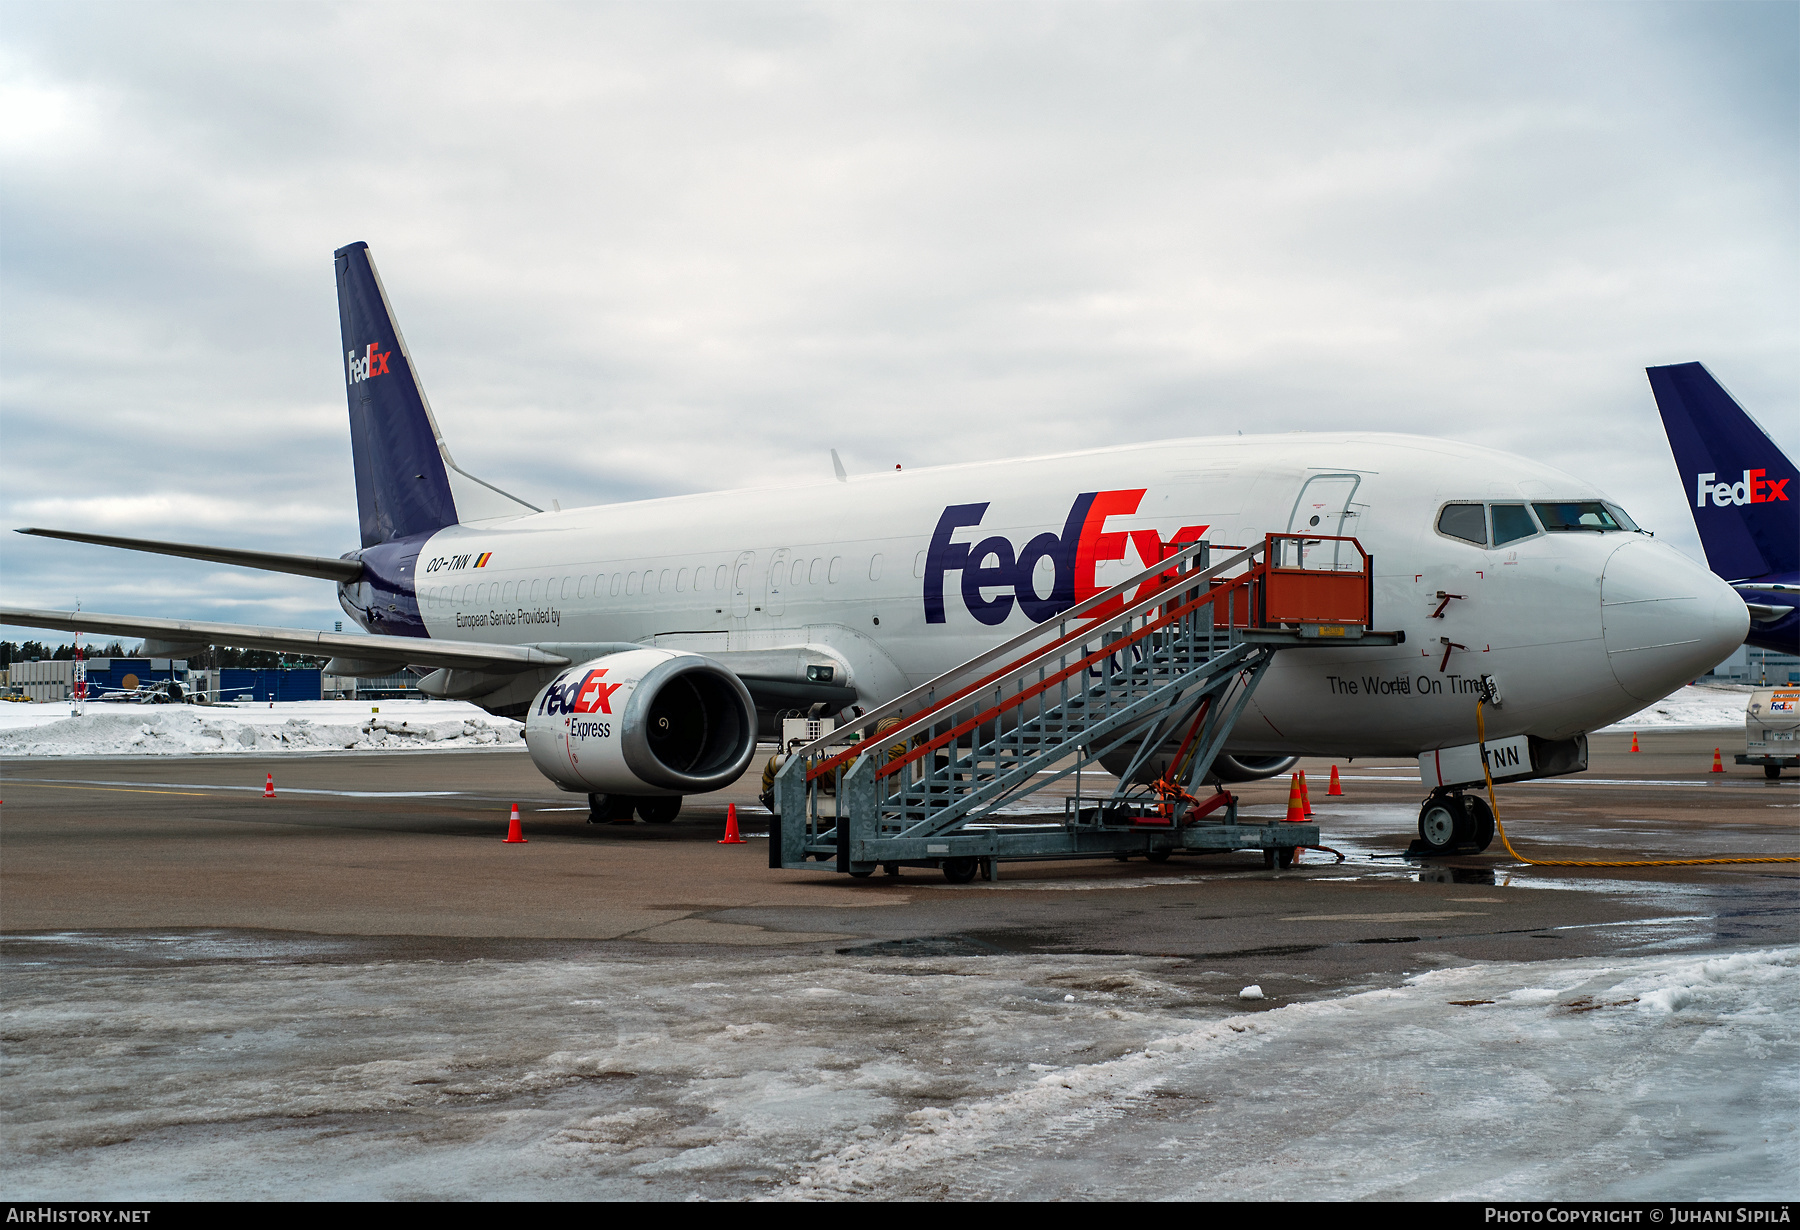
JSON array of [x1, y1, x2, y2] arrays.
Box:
[[1647, 362, 1797, 656], [5, 242, 1747, 847], [85, 678, 256, 705]]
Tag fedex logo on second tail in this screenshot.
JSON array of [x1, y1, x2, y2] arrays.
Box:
[[346, 342, 393, 386], [925, 489, 1206, 626], [1695, 469, 1790, 507]]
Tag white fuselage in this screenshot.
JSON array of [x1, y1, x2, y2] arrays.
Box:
[[376, 432, 1747, 757]]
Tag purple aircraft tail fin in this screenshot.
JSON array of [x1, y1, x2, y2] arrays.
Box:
[[1647, 362, 1796, 583]]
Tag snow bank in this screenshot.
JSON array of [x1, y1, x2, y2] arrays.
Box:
[[1601, 682, 1752, 731], [0, 700, 523, 756], [1, 941, 1791, 1199], [794, 946, 1800, 1200]]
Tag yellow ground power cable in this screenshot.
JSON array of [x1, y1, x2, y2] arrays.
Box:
[[1475, 701, 1800, 868]]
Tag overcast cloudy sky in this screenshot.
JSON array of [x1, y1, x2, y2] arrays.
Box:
[[2, 1, 1794, 640]]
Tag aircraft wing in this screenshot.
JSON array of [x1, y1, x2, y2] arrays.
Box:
[[0, 607, 571, 674]]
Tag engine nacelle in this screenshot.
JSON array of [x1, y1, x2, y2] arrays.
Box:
[[1211, 753, 1301, 783], [524, 649, 757, 796], [1100, 748, 1300, 785]]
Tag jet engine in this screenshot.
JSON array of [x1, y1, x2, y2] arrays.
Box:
[[523, 649, 757, 797], [1100, 748, 1299, 785], [1211, 753, 1300, 782]]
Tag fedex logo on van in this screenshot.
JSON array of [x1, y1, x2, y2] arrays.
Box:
[[925, 489, 1205, 626], [346, 342, 392, 386], [1695, 470, 1789, 507], [538, 668, 623, 716]]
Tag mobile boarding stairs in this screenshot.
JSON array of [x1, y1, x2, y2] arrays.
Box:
[[772, 533, 1402, 882]]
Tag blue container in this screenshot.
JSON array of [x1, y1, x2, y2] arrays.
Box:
[[219, 669, 323, 703]]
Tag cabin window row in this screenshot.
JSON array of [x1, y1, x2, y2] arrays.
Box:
[[418, 554, 854, 611], [779, 556, 848, 586], [1435, 500, 1640, 548], [421, 566, 725, 609]]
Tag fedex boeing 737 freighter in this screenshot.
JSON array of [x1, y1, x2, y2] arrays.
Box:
[[5, 242, 1747, 845]]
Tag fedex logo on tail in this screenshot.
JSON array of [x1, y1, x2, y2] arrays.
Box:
[[538, 668, 623, 716], [346, 342, 392, 386], [1695, 470, 1789, 507], [925, 489, 1205, 626]]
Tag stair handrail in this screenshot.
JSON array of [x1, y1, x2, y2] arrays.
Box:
[[871, 592, 1259, 785], [794, 535, 1264, 766]]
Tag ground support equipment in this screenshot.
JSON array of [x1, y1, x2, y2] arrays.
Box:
[[772, 534, 1400, 881], [1735, 752, 1797, 780]]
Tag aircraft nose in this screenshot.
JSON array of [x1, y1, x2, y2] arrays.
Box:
[[1601, 540, 1748, 703]]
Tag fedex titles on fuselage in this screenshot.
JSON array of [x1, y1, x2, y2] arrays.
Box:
[[1694, 469, 1790, 507], [926, 489, 1205, 626]]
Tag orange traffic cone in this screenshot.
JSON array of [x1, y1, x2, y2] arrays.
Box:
[[1710, 748, 1724, 774], [503, 803, 527, 843], [1299, 769, 1314, 817], [1631, 732, 1639, 753], [1327, 764, 1343, 796], [1284, 774, 1304, 822], [718, 802, 745, 845], [263, 773, 274, 799]]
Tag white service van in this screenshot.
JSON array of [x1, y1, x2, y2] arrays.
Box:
[[1738, 688, 1800, 779]]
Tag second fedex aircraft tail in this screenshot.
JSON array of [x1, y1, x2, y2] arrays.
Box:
[[334, 242, 538, 547], [1647, 362, 1796, 582], [1647, 362, 1797, 655]]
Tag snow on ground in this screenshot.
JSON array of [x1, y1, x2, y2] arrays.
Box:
[[1600, 683, 1754, 732], [0, 680, 1749, 758], [1, 939, 1792, 1199], [0, 699, 523, 756]]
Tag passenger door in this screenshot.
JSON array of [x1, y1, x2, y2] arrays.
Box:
[[731, 551, 757, 619], [766, 548, 791, 617], [1285, 473, 1363, 568]]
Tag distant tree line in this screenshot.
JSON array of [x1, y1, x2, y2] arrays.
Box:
[[0, 641, 127, 666], [1, 641, 325, 670]]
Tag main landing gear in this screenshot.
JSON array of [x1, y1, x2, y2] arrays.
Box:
[[587, 794, 683, 824], [1416, 791, 1495, 856]]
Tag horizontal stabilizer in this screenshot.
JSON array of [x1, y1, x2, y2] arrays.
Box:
[[0, 607, 570, 674], [15, 528, 365, 583]]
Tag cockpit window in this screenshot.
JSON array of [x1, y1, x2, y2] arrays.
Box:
[[1491, 504, 1539, 546], [1436, 503, 1487, 545], [1532, 501, 1631, 533], [1604, 502, 1639, 532]]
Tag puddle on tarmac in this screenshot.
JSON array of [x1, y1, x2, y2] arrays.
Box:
[[1417, 867, 1498, 886]]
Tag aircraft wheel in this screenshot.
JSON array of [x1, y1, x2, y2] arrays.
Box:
[[589, 793, 636, 824], [1145, 849, 1171, 864], [1766, 764, 1782, 780], [1418, 796, 1470, 855], [941, 857, 980, 884], [636, 797, 681, 824], [1463, 794, 1496, 853]]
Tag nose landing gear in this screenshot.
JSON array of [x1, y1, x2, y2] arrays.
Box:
[[1416, 791, 1495, 855]]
